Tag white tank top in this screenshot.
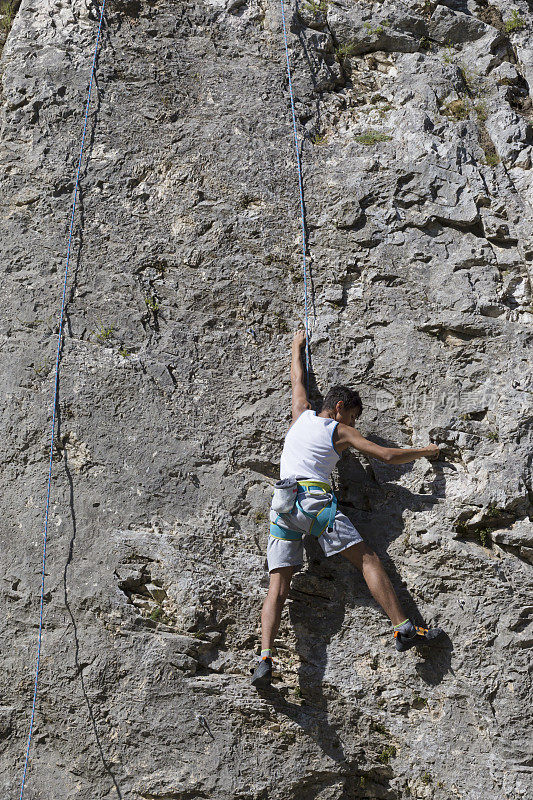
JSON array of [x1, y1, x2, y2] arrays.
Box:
[[279, 410, 340, 483]]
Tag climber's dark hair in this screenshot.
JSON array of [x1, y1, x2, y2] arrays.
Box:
[[322, 385, 363, 416]]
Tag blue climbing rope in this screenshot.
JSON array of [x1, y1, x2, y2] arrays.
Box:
[[18, 2, 107, 797], [279, 0, 311, 387]]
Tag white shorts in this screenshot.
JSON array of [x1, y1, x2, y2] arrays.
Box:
[[266, 490, 363, 573]]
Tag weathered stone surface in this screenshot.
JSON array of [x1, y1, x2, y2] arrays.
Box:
[[0, 1, 532, 799], [327, 0, 426, 57], [428, 4, 490, 44]]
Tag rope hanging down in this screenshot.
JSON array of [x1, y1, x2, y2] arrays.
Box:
[[18, 2, 107, 797], [279, 0, 311, 383]]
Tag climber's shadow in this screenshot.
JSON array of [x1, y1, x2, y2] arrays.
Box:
[[413, 631, 454, 685], [256, 544, 349, 765], [289, 538, 349, 758], [336, 449, 453, 685], [357, 432, 452, 503], [254, 687, 346, 769], [254, 678, 375, 800]]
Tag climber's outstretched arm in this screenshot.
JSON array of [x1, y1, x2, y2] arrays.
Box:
[[290, 330, 311, 422], [335, 424, 439, 463]]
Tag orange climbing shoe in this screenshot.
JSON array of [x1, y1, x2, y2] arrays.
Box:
[[394, 620, 444, 652]]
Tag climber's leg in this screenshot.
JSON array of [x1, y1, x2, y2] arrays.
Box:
[[251, 566, 295, 688], [261, 566, 295, 652], [341, 542, 445, 649], [341, 542, 407, 626]]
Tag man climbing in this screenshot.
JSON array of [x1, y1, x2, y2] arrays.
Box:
[[251, 330, 444, 688]]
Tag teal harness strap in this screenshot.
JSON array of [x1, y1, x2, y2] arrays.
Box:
[[326, 494, 337, 531], [309, 494, 337, 538], [270, 522, 303, 541]]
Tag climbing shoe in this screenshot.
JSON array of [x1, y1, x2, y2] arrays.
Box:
[[250, 657, 273, 688], [394, 620, 444, 652]]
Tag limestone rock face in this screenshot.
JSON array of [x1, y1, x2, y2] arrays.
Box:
[[0, 1, 532, 798]]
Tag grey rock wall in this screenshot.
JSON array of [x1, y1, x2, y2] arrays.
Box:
[[0, 1, 531, 798]]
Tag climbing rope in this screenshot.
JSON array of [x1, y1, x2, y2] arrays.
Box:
[[18, 2, 107, 797], [279, 0, 311, 386]]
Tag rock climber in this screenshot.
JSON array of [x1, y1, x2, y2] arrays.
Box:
[[251, 330, 444, 688]]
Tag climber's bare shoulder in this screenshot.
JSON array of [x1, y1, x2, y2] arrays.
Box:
[[333, 423, 390, 462]]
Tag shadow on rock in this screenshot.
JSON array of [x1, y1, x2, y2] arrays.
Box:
[[255, 535, 400, 798], [335, 451, 453, 685], [414, 632, 454, 687], [254, 535, 349, 764], [255, 682, 348, 766]]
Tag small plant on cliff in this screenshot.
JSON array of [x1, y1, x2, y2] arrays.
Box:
[[475, 102, 488, 122], [378, 105, 393, 119], [454, 520, 472, 537], [478, 528, 492, 548], [504, 9, 526, 33], [0, 0, 20, 34], [335, 41, 358, 60], [301, 0, 328, 16], [459, 65, 489, 98], [145, 293, 159, 313], [442, 98, 470, 120], [483, 152, 500, 167], [149, 604, 174, 624], [32, 358, 51, 377], [363, 18, 390, 36], [413, 695, 428, 707], [378, 744, 397, 763], [93, 322, 115, 344], [354, 130, 392, 145], [442, 40, 457, 64], [311, 131, 327, 145], [372, 721, 391, 737]]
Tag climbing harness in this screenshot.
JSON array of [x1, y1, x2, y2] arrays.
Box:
[[279, 0, 311, 388], [270, 480, 338, 541], [18, 3, 107, 798]]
